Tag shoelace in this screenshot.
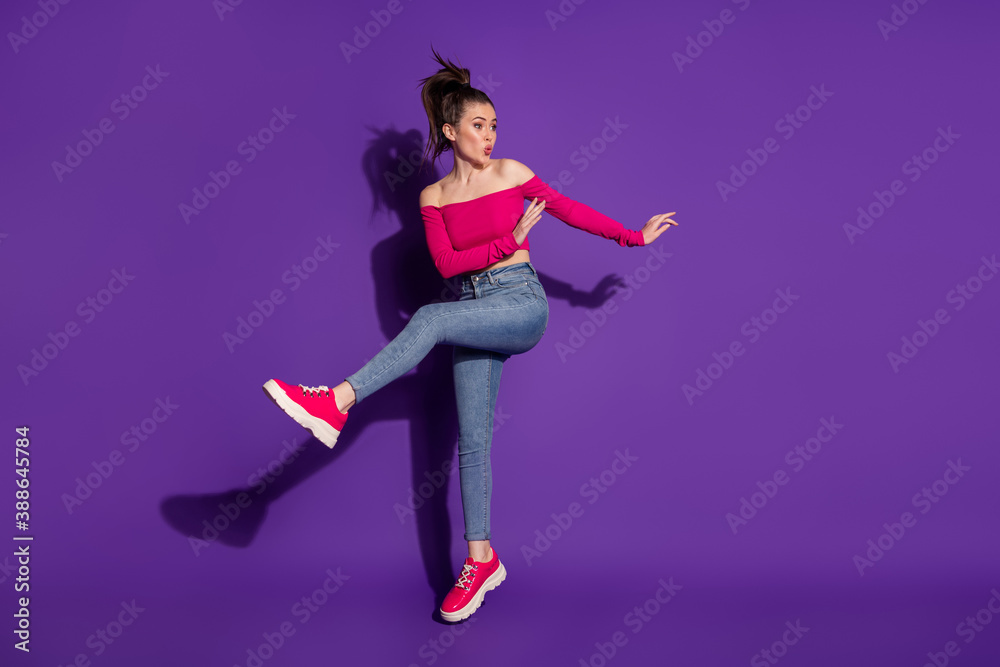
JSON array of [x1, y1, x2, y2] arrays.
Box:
[[455, 563, 479, 591], [299, 384, 331, 398]]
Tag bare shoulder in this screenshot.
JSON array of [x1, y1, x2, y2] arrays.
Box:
[[419, 182, 441, 208], [499, 158, 536, 186]]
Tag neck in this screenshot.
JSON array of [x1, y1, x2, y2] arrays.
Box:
[[449, 155, 492, 184]]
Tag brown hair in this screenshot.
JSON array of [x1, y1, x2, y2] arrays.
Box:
[[416, 45, 495, 174]]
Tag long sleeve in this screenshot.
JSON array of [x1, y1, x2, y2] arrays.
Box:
[[421, 205, 525, 279], [520, 175, 645, 247]]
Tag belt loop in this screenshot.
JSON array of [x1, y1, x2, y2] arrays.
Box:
[[527, 262, 536, 276]]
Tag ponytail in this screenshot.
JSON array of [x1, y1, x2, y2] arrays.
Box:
[[416, 45, 494, 174]]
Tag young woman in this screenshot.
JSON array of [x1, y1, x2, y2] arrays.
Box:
[[263, 48, 677, 622]]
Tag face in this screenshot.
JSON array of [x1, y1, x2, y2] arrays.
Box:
[[443, 102, 496, 166]]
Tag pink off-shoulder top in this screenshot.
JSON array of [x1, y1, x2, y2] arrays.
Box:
[[420, 175, 644, 279]]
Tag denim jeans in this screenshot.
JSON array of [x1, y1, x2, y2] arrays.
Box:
[[345, 262, 549, 541]]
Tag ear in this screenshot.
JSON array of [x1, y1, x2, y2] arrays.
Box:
[[442, 123, 456, 142]]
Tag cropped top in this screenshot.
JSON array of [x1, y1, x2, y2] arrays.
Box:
[[420, 174, 645, 279]]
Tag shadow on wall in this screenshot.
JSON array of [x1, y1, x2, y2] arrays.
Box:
[[159, 127, 623, 621]]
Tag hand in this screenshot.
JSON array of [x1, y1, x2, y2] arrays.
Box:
[[641, 212, 678, 245], [512, 197, 545, 245]]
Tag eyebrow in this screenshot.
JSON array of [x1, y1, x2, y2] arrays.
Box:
[[472, 117, 497, 122]]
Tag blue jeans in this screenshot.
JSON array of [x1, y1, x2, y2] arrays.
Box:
[[345, 262, 549, 541]]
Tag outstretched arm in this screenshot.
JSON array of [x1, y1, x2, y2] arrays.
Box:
[[519, 174, 646, 247], [503, 159, 678, 246]]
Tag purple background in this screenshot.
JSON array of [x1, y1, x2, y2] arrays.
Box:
[[2, 0, 999, 665]]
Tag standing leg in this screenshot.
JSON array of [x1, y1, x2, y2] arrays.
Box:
[[438, 343, 510, 622], [452, 345, 508, 558]]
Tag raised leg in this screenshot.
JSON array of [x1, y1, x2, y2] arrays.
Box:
[[345, 290, 544, 406]]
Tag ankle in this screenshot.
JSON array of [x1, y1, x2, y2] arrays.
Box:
[[332, 385, 354, 414], [333, 380, 357, 414]]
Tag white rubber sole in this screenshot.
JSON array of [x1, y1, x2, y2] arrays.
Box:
[[440, 561, 506, 623], [263, 380, 342, 449]]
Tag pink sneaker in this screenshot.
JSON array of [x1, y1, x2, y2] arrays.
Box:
[[262, 378, 348, 449], [440, 548, 506, 622]]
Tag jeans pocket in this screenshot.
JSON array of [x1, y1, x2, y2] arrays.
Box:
[[495, 272, 531, 288]]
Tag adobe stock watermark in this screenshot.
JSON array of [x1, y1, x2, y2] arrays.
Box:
[[545, 117, 629, 194], [232, 567, 349, 667], [188, 437, 304, 556], [392, 406, 511, 524], [407, 616, 480, 666], [521, 449, 638, 566], [340, 0, 416, 63], [681, 287, 800, 405], [577, 577, 682, 667], [716, 84, 833, 202], [843, 126, 960, 244], [61, 397, 180, 515], [54, 600, 145, 665], [178, 106, 296, 224], [51, 65, 170, 182], [725, 416, 845, 535], [852, 458, 971, 576], [16, 267, 136, 386], [0, 557, 14, 585], [554, 244, 672, 363], [671, 0, 752, 73], [920, 587, 1000, 667], [544, 0, 588, 31], [886, 253, 997, 373], [750, 620, 810, 667], [7, 0, 72, 54], [877, 0, 932, 41], [221, 235, 340, 353], [213, 0, 247, 21]]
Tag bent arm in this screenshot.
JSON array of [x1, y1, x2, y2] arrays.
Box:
[[422, 206, 525, 279]]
